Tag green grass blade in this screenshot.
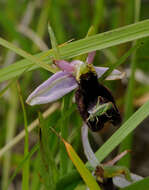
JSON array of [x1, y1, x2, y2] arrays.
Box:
[[0, 79, 16, 97], [17, 83, 29, 190], [94, 100, 149, 163], [5, 144, 39, 190], [60, 96, 70, 177], [30, 154, 41, 190], [0, 19, 149, 83], [32, 0, 50, 52], [38, 112, 58, 189], [1, 84, 18, 190], [0, 69, 28, 97], [49, 0, 66, 43], [99, 42, 141, 81], [56, 170, 81, 190], [119, 0, 141, 167], [75, 25, 95, 62], [93, 0, 104, 32], [63, 140, 101, 190], [0, 37, 57, 73], [60, 19, 149, 58], [48, 24, 60, 59]]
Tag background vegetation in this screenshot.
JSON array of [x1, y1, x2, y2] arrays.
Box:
[[0, 0, 149, 189]]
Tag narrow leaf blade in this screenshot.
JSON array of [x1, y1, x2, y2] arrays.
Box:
[[1, 19, 149, 83], [94, 100, 149, 163], [63, 139, 101, 190]]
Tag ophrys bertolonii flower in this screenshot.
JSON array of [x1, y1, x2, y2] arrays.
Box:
[[26, 52, 124, 131]]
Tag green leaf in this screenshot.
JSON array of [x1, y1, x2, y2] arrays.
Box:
[[60, 94, 72, 177], [17, 83, 29, 190], [118, 0, 141, 168], [0, 79, 16, 97], [99, 42, 141, 81], [0, 37, 57, 73], [75, 25, 95, 62], [63, 140, 101, 190], [38, 112, 58, 189], [6, 144, 39, 190], [1, 19, 149, 83], [60, 19, 149, 58], [48, 23, 60, 59], [56, 170, 81, 190]]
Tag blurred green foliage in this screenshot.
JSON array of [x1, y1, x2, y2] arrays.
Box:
[[0, 0, 149, 190]]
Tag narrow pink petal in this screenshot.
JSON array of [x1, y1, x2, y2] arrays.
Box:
[[26, 71, 78, 105], [86, 51, 96, 64], [54, 60, 75, 73], [94, 66, 125, 80]]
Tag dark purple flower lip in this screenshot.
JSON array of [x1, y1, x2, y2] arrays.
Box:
[[75, 71, 121, 132], [26, 52, 124, 106]]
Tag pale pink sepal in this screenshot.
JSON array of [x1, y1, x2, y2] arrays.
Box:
[[26, 71, 78, 105], [95, 66, 125, 80], [86, 51, 96, 64]]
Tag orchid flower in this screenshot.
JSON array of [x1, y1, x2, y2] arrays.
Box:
[[26, 52, 124, 106]]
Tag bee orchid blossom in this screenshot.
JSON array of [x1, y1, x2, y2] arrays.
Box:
[[26, 52, 124, 106]]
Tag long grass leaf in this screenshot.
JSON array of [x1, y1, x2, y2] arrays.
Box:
[[0, 79, 16, 97], [59, 96, 69, 176], [5, 144, 39, 190], [17, 83, 29, 190], [119, 0, 141, 167], [48, 24, 60, 59], [1, 84, 18, 190], [0, 37, 57, 73], [99, 42, 141, 81], [63, 139, 101, 190], [0, 19, 149, 83], [38, 112, 57, 189]]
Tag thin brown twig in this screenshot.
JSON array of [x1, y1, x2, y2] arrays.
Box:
[[104, 150, 131, 166]]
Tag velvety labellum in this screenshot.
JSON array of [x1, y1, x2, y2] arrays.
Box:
[[75, 71, 121, 132]]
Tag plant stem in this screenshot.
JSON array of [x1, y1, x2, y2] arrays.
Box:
[[17, 83, 29, 190]]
